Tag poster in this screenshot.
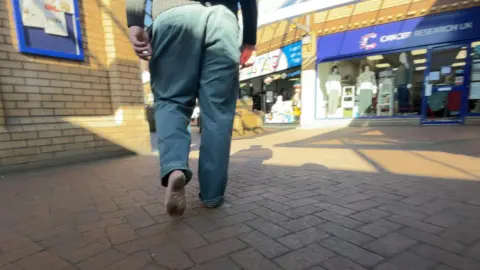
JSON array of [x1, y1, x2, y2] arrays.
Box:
[[470, 82, 480, 99], [57, 0, 75, 13], [21, 0, 45, 28], [425, 84, 432, 96], [44, 9, 68, 36], [13, 0, 84, 60]]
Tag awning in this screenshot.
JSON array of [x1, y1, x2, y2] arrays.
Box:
[[255, 0, 360, 27]]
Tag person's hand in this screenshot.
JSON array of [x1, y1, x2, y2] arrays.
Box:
[[240, 44, 255, 67], [128, 26, 152, 60]]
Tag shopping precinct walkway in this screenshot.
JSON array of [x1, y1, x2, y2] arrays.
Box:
[[1, 126, 480, 269]]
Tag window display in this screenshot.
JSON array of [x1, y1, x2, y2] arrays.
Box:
[[317, 50, 423, 119], [263, 70, 301, 124], [470, 41, 480, 113]]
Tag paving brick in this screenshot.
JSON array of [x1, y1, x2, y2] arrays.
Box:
[[106, 224, 137, 245], [351, 209, 390, 223], [344, 200, 383, 211], [77, 250, 126, 270], [250, 207, 290, 224], [364, 233, 417, 257], [149, 244, 194, 269], [274, 244, 335, 270], [387, 215, 444, 234], [320, 237, 384, 268], [103, 256, 148, 270], [203, 224, 252, 243], [246, 218, 291, 238], [277, 227, 330, 250], [374, 251, 437, 270], [465, 242, 480, 261], [126, 209, 156, 229], [238, 231, 289, 259], [229, 248, 281, 270], [284, 205, 321, 218], [440, 219, 480, 245], [284, 198, 319, 208], [216, 211, 257, 227], [399, 227, 466, 254], [15, 251, 71, 270], [221, 203, 261, 215], [318, 222, 374, 245], [315, 210, 365, 229], [192, 256, 241, 270], [423, 212, 462, 228], [187, 238, 246, 264], [279, 215, 324, 232], [412, 244, 480, 270], [321, 256, 366, 270], [315, 202, 357, 216], [184, 216, 222, 234], [378, 204, 426, 220], [356, 219, 403, 238]]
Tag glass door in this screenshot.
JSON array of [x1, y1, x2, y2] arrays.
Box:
[[422, 44, 471, 124]]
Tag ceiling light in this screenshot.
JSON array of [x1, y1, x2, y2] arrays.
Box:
[[414, 59, 426, 64], [375, 63, 391, 68], [416, 66, 426, 71], [452, 62, 466, 67], [456, 50, 467, 59], [367, 55, 384, 61], [412, 49, 427, 55]]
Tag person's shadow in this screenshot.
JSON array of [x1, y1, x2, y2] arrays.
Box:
[[230, 145, 273, 165]]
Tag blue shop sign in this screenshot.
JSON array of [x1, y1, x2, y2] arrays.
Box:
[[317, 7, 480, 63], [240, 41, 302, 80]]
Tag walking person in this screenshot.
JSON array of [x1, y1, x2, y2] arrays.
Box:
[[126, 0, 257, 216]]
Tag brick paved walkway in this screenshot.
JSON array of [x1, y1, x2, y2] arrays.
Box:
[[1, 126, 480, 270]]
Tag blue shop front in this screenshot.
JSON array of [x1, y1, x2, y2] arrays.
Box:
[[314, 7, 480, 125]]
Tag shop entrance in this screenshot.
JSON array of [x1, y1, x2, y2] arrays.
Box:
[[422, 44, 471, 124]]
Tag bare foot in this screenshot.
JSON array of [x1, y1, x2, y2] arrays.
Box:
[[165, 170, 186, 217]]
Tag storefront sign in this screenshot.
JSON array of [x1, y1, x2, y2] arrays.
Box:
[[13, 0, 84, 60], [317, 7, 480, 62], [240, 41, 302, 81], [256, 0, 358, 27]]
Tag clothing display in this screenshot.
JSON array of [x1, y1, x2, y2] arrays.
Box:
[[356, 68, 377, 116], [397, 85, 410, 113], [377, 77, 395, 116], [326, 73, 342, 116]]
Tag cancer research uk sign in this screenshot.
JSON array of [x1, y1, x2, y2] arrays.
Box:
[[317, 7, 480, 62], [240, 41, 302, 81], [256, 0, 359, 27]]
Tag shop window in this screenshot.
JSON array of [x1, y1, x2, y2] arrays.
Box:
[[316, 50, 424, 119], [470, 41, 480, 113], [263, 69, 301, 124]]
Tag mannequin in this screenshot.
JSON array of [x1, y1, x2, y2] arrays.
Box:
[[271, 95, 285, 115], [395, 52, 413, 113], [292, 83, 302, 121], [326, 66, 342, 116], [356, 65, 377, 116], [377, 68, 395, 116]]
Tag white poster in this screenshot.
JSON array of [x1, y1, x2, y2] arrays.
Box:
[[257, 0, 358, 27], [470, 82, 480, 99], [44, 9, 68, 36], [57, 0, 75, 14], [22, 0, 45, 28]]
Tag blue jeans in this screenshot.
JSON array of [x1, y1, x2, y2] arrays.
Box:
[[149, 3, 240, 206]]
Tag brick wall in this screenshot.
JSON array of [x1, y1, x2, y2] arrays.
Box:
[[0, 0, 150, 173]]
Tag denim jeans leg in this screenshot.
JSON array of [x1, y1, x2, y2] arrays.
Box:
[[197, 5, 240, 207], [149, 5, 206, 187]]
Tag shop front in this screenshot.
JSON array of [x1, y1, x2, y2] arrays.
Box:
[[314, 7, 480, 125], [240, 41, 302, 125]]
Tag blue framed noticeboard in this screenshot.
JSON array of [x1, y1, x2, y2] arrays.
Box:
[[12, 0, 84, 61]]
